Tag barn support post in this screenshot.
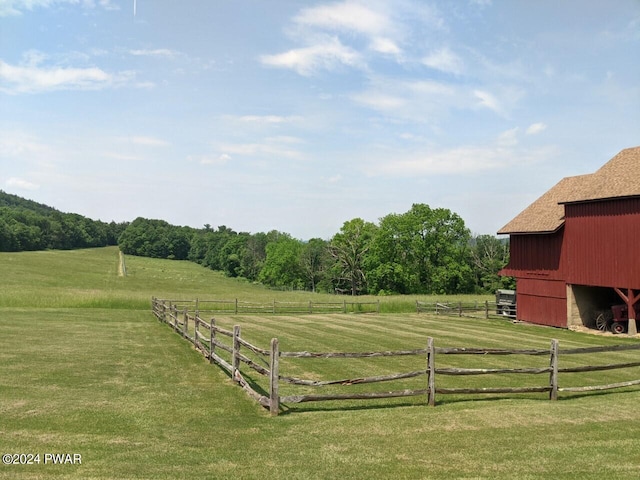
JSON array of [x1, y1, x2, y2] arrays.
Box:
[[614, 288, 639, 336]]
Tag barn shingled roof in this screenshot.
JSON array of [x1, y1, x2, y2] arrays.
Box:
[[498, 146, 640, 235]]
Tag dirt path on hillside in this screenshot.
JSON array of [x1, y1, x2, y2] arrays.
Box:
[[118, 250, 127, 277]]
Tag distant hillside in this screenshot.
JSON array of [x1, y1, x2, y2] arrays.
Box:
[[0, 190, 58, 215], [0, 190, 128, 252]]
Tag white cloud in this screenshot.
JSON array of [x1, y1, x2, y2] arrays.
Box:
[[0, 131, 49, 156], [218, 138, 304, 160], [236, 115, 302, 124], [473, 89, 503, 115], [326, 174, 343, 183], [422, 47, 464, 75], [470, 0, 492, 7], [0, 59, 134, 94], [497, 127, 519, 147], [260, 37, 362, 75], [367, 130, 552, 178], [129, 136, 171, 147], [196, 153, 231, 166], [351, 91, 406, 110], [526, 122, 547, 135], [262, 1, 433, 75], [102, 152, 140, 161], [371, 146, 510, 176], [293, 1, 393, 37], [0, 0, 118, 17], [369, 37, 401, 55], [351, 78, 458, 120], [129, 49, 180, 58], [6, 177, 39, 190]]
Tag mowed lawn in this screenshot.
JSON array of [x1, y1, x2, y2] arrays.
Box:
[[1, 247, 640, 479]]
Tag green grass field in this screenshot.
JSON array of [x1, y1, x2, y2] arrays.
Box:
[[1, 246, 640, 479]]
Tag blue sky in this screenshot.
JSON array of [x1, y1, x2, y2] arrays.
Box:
[[1, 0, 638, 240]]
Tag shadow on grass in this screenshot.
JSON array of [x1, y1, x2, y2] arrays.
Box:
[[276, 389, 640, 415]]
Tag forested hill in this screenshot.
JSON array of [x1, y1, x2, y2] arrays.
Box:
[[0, 190, 128, 251], [0, 190, 57, 214], [0, 191, 512, 295]]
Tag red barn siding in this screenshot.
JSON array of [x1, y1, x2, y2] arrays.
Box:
[[499, 230, 569, 326], [501, 229, 565, 279], [518, 278, 566, 298], [564, 198, 640, 289], [516, 278, 566, 327]]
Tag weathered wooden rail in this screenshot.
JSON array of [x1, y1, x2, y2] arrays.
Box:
[[159, 298, 380, 315], [151, 297, 640, 416], [417, 300, 516, 319]]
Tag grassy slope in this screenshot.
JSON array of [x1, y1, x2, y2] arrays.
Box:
[[1, 247, 640, 479]]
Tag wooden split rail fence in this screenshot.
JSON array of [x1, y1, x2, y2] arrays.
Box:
[[157, 298, 380, 315], [416, 300, 516, 319], [152, 297, 640, 416]]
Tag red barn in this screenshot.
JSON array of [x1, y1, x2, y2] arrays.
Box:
[[498, 147, 640, 334]]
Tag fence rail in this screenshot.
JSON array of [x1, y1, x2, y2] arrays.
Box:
[[416, 300, 517, 319], [158, 297, 380, 315], [152, 297, 640, 415]]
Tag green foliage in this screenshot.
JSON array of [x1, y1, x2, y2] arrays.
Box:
[[118, 217, 192, 259], [329, 218, 377, 295], [0, 190, 126, 251], [470, 234, 514, 292], [1, 191, 512, 296], [300, 237, 332, 292], [367, 204, 474, 295], [259, 234, 304, 288]]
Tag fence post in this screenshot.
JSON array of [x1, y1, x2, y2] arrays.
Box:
[[343, 299, 347, 313], [194, 315, 199, 350], [273, 299, 276, 314], [550, 339, 559, 401], [377, 299, 380, 314], [458, 302, 462, 317], [235, 298, 238, 314], [209, 318, 216, 363], [427, 337, 436, 406], [172, 304, 177, 331], [309, 300, 312, 314], [485, 300, 489, 319], [270, 338, 280, 416], [232, 325, 241, 381], [183, 309, 188, 339]]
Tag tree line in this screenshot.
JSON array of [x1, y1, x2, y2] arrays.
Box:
[[0, 191, 513, 295], [118, 204, 514, 295], [0, 191, 126, 251]]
